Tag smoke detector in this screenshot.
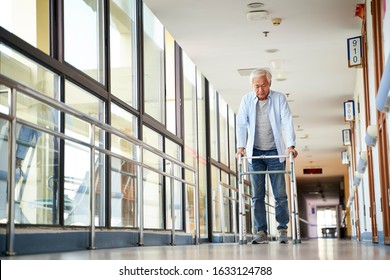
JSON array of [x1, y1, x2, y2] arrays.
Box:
[[246, 10, 268, 21]]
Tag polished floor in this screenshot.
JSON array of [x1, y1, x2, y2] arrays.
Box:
[[1, 238, 390, 260]]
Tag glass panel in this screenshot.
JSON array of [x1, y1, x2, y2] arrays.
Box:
[[64, 81, 106, 226], [185, 184, 195, 234], [2, 88, 61, 225], [110, 103, 138, 160], [16, 90, 60, 225], [211, 165, 220, 232], [143, 3, 165, 124], [0, 118, 8, 222], [165, 139, 182, 230], [0, 85, 9, 114], [219, 96, 228, 165], [0, 83, 60, 226], [165, 31, 176, 134], [14, 126, 60, 225], [65, 80, 105, 122], [0, 0, 50, 54], [64, 0, 105, 84], [230, 174, 238, 234], [110, 103, 138, 227], [221, 170, 230, 233], [94, 148, 106, 227], [229, 107, 236, 171], [0, 43, 59, 99], [110, 156, 136, 227], [209, 85, 218, 160], [110, 0, 137, 108], [182, 53, 197, 234], [196, 71, 208, 238], [63, 140, 90, 226], [143, 126, 163, 229], [183, 52, 197, 170], [16, 92, 60, 131]]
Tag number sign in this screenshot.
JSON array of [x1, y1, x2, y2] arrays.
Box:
[[347, 36, 362, 67]]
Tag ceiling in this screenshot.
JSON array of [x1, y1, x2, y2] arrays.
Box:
[[144, 0, 363, 201]]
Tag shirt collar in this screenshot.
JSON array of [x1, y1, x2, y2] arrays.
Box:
[[252, 90, 273, 102]]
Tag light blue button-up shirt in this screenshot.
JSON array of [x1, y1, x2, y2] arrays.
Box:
[[236, 90, 296, 163]]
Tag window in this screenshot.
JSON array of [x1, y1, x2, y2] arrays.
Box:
[[209, 85, 218, 160], [219, 97, 228, 165], [64, 80, 106, 226], [142, 126, 164, 229], [64, 0, 105, 84], [0, 47, 60, 225], [0, 0, 50, 54], [228, 107, 236, 171], [196, 71, 208, 238], [0, 43, 59, 99], [165, 31, 176, 134], [165, 138, 183, 230], [110, 0, 137, 108], [110, 103, 138, 227], [143, 3, 165, 124]]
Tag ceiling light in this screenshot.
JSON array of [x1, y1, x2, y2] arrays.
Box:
[[265, 48, 279, 53], [246, 10, 268, 21], [247, 2, 264, 9], [270, 59, 283, 69], [275, 71, 287, 81]]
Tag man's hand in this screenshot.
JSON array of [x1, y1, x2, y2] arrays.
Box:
[[287, 146, 298, 158], [236, 147, 246, 159]]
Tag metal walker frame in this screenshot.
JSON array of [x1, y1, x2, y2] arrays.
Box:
[[238, 152, 301, 244]]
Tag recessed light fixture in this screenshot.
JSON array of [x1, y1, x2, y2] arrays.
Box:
[[247, 2, 264, 9], [247, 10, 268, 21], [265, 48, 279, 53], [275, 71, 287, 81]]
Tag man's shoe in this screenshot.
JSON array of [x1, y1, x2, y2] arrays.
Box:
[[278, 229, 288, 244], [252, 231, 268, 244]]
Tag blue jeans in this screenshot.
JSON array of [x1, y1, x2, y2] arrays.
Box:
[[249, 149, 289, 233]]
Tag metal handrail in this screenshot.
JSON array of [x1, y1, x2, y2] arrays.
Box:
[[0, 74, 199, 255]]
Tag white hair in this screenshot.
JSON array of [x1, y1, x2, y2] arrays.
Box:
[[249, 68, 272, 84]]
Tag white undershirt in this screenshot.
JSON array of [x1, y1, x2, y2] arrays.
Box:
[[254, 99, 276, 150]]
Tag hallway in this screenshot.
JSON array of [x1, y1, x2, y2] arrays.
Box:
[[1, 238, 389, 260]]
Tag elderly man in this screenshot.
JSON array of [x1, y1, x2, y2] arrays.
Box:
[[236, 68, 298, 244]]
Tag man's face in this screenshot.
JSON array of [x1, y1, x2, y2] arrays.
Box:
[[252, 76, 271, 101]]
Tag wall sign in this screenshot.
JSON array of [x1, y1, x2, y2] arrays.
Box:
[[341, 151, 349, 164], [342, 129, 351, 146], [347, 36, 362, 67], [344, 100, 355, 121]]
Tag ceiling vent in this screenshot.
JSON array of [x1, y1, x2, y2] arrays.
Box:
[[237, 67, 271, 76], [246, 10, 268, 21]]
